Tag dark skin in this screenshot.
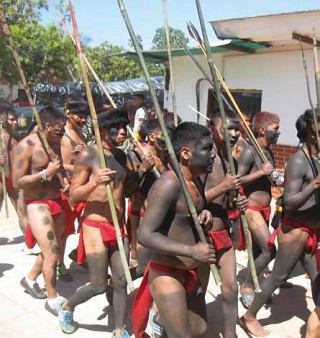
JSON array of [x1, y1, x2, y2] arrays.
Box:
[[232, 114, 251, 160], [0, 113, 27, 233], [127, 127, 167, 272], [200, 116, 247, 338], [241, 122, 320, 337], [138, 135, 216, 338], [12, 118, 69, 299], [63, 123, 153, 337], [61, 112, 88, 177], [237, 120, 279, 296]]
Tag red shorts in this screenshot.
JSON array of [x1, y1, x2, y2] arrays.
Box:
[[132, 261, 198, 338], [207, 229, 233, 252], [77, 217, 126, 264], [126, 202, 145, 244], [61, 192, 86, 238], [238, 205, 271, 251], [0, 176, 14, 192], [24, 198, 64, 249]]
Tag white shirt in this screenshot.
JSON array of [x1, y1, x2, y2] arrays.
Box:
[[133, 107, 147, 132]]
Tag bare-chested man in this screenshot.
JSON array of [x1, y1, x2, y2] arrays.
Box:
[[127, 118, 171, 276], [13, 105, 69, 314], [0, 105, 27, 233], [57, 108, 154, 336], [237, 111, 280, 308], [232, 112, 251, 160], [240, 108, 320, 337], [201, 109, 246, 338], [60, 100, 89, 278], [132, 122, 216, 338]]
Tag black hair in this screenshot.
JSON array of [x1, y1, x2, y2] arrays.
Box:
[[97, 108, 129, 130], [66, 100, 90, 115], [144, 119, 161, 133], [208, 108, 238, 126], [296, 108, 320, 142], [134, 93, 145, 100], [172, 122, 210, 160], [39, 105, 67, 125], [7, 108, 18, 119]]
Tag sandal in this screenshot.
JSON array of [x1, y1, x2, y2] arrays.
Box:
[[240, 285, 255, 309]]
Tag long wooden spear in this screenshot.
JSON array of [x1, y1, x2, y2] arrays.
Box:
[[117, 0, 221, 286], [194, 0, 260, 292], [0, 123, 9, 218], [61, 18, 161, 179], [179, 37, 280, 192], [0, 5, 72, 208], [312, 27, 320, 157], [68, 0, 134, 292], [187, 21, 270, 165], [162, 0, 178, 127]]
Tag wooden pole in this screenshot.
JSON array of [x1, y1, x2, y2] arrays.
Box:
[[162, 0, 178, 127], [68, 0, 134, 292], [180, 36, 280, 192], [117, 0, 221, 286], [61, 19, 160, 179], [0, 5, 73, 209], [312, 28, 320, 157], [195, 0, 260, 292], [0, 123, 9, 218]]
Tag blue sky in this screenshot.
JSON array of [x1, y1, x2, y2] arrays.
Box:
[[42, 0, 320, 50]]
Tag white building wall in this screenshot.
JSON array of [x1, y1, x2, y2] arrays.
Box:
[[168, 49, 316, 146], [0, 82, 19, 101], [165, 53, 224, 125], [223, 50, 315, 146]]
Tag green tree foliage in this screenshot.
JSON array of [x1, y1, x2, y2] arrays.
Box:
[[152, 26, 189, 50], [2, 0, 48, 24], [0, 22, 78, 86]]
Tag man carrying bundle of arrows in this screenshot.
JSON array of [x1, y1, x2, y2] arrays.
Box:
[[57, 108, 155, 336], [201, 108, 247, 338], [237, 111, 280, 309], [241, 108, 320, 337]]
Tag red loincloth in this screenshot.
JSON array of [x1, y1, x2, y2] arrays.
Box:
[[61, 192, 86, 238], [228, 209, 240, 220], [77, 217, 125, 264], [237, 205, 271, 251], [0, 176, 14, 192], [132, 261, 198, 338], [24, 199, 64, 249], [207, 229, 233, 252], [267, 215, 320, 254], [126, 202, 145, 244]]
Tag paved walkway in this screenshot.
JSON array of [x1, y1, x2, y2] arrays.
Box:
[[0, 200, 314, 337]]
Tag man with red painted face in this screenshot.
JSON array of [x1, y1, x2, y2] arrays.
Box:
[[12, 105, 69, 314], [57, 108, 154, 336], [240, 108, 320, 337], [200, 109, 247, 338], [237, 111, 280, 309]]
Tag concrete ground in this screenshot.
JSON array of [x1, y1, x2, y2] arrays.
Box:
[[0, 199, 315, 338]]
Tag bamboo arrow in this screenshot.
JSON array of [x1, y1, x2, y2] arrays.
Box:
[[68, 0, 134, 292], [117, 0, 221, 286], [61, 18, 160, 179], [162, 0, 178, 127], [312, 27, 320, 157], [194, 0, 260, 292], [0, 5, 73, 209]]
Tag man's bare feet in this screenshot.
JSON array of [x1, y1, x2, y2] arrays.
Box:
[[240, 315, 270, 337]]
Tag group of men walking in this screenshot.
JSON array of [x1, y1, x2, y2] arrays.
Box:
[[0, 95, 319, 338]]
